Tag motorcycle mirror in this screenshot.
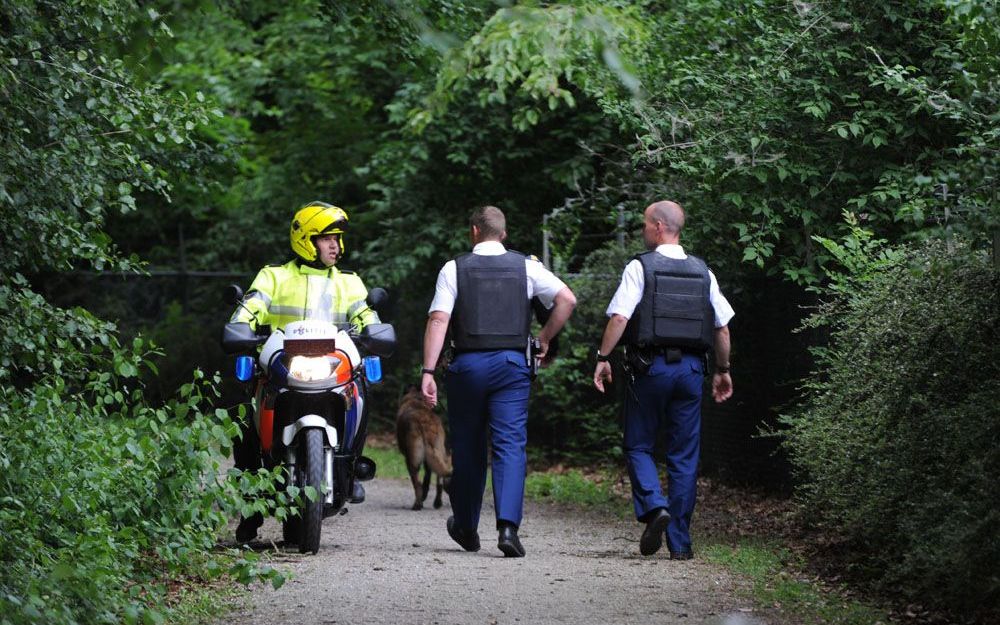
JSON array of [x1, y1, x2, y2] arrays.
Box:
[[227, 283, 245, 304], [366, 287, 388, 311]]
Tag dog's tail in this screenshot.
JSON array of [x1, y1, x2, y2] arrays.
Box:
[[422, 426, 452, 477]]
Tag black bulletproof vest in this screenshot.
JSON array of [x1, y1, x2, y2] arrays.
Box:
[[452, 251, 530, 351], [624, 251, 715, 351]]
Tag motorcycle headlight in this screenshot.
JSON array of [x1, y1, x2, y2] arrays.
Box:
[[287, 355, 337, 382]]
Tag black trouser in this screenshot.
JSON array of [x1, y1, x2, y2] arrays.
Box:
[[232, 408, 262, 472], [231, 409, 264, 532]]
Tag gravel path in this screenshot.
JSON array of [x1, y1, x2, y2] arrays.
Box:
[[223, 478, 767, 625]]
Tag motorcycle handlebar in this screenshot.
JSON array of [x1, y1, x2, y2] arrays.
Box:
[[224, 320, 395, 359]]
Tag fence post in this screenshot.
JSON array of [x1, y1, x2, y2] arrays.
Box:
[[616, 204, 625, 248], [179, 223, 189, 313], [542, 214, 551, 269]]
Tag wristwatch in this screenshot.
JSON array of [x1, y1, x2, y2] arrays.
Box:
[[421, 367, 436, 376], [595, 349, 610, 363], [716, 364, 730, 374]]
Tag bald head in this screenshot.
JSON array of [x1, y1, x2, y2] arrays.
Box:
[[648, 201, 685, 234], [642, 200, 685, 249]]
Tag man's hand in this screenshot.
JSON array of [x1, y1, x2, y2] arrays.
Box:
[[536, 287, 576, 366], [421, 373, 438, 407], [712, 372, 732, 403], [712, 325, 732, 403], [593, 314, 627, 393], [593, 361, 613, 393]]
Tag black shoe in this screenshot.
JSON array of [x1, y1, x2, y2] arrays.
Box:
[[446, 516, 481, 552], [497, 524, 525, 558], [349, 481, 365, 504], [669, 550, 694, 560], [235, 513, 263, 543], [639, 508, 670, 556]]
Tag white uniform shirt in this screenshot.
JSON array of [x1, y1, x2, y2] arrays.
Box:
[[605, 244, 735, 328], [429, 241, 567, 315]]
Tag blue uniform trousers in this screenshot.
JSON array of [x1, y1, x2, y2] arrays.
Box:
[[623, 353, 704, 555], [445, 349, 531, 531]]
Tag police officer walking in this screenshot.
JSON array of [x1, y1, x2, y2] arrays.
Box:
[[593, 200, 734, 559], [421, 205, 576, 557]]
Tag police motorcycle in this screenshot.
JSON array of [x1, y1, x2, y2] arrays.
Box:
[[221, 285, 395, 554]]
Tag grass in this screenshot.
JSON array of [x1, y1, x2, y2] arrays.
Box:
[[363, 441, 409, 479], [168, 581, 245, 625], [364, 440, 627, 511], [524, 469, 628, 511], [702, 540, 888, 625]]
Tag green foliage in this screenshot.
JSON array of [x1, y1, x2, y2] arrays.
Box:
[[419, 1, 646, 131], [0, 358, 284, 625], [3, 2, 998, 619], [810, 211, 906, 294], [524, 469, 622, 509], [438, 0, 1000, 285], [0, 0, 218, 276], [144, 0, 449, 272], [359, 443, 410, 481], [780, 236, 1000, 618], [704, 542, 887, 625], [0, 3, 284, 623], [530, 241, 642, 460]]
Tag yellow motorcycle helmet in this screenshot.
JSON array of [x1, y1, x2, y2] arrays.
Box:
[[290, 201, 349, 263]]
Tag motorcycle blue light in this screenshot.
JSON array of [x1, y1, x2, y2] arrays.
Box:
[[235, 355, 254, 381], [363, 355, 382, 383]]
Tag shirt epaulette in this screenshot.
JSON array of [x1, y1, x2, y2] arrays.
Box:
[[527, 254, 541, 262], [337, 268, 357, 275]]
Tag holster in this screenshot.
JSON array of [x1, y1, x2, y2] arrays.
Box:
[[624, 345, 686, 379], [526, 337, 542, 380], [623, 345, 654, 378]]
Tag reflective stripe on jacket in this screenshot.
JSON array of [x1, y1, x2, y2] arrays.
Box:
[[230, 259, 376, 331]]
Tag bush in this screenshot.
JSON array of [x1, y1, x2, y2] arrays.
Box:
[[781, 234, 1000, 619], [0, 287, 283, 625], [529, 242, 643, 462]]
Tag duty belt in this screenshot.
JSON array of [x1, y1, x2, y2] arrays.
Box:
[[631, 345, 702, 362]]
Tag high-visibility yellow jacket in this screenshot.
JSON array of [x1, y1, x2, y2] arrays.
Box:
[[230, 259, 378, 331]]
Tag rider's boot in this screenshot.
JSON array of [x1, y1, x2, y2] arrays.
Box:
[[349, 480, 366, 504], [235, 512, 263, 543]]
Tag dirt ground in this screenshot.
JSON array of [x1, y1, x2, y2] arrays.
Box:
[[221, 478, 776, 625]]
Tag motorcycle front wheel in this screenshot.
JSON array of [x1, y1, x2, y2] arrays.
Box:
[[298, 428, 325, 554], [281, 462, 301, 545]]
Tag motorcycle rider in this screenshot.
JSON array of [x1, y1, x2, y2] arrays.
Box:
[[229, 201, 379, 542]]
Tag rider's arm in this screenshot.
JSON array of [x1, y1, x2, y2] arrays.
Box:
[[343, 275, 378, 331], [230, 268, 276, 330]]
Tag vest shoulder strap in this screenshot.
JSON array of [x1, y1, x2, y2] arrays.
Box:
[[630, 250, 656, 265]]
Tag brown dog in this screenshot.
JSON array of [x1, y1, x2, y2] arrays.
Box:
[[396, 385, 452, 510]]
